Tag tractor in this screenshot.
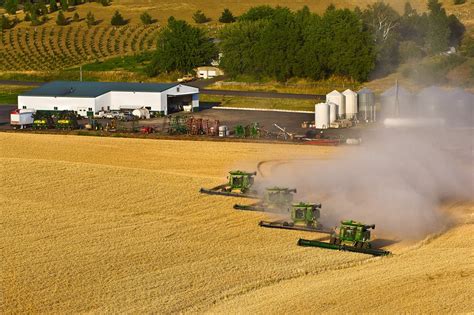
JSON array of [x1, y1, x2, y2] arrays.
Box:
[[199, 170, 258, 198], [234, 187, 296, 211], [298, 220, 391, 256], [259, 202, 327, 232]]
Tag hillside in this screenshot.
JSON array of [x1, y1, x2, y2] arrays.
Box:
[[1, 133, 473, 313]]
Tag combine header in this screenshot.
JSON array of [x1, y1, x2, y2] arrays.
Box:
[[259, 202, 331, 233], [234, 187, 296, 211], [199, 170, 258, 198], [298, 220, 391, 256]]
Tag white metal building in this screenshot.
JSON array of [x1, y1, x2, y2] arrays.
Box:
[[195, 66, 224, 79], [18, 81, 200, 117]]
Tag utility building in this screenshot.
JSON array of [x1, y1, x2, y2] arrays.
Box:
[[18, 81, 200, 117]]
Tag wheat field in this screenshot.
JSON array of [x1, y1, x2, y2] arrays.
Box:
[[1, 133, 473, 313]]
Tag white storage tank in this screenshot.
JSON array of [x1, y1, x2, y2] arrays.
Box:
[[328, 102, 338, 123], [315, 103, 330, 129], [132, 108, 151, 119], [343, 89, 358, 120], [326, 90, 345, 119]]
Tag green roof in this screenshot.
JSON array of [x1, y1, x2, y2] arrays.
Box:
[[21, 81, 180, 98]]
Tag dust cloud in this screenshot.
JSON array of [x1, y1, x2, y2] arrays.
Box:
[[258, 87, 473, 239]]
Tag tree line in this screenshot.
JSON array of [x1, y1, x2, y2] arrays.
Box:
[[146, 1, 466, 82]]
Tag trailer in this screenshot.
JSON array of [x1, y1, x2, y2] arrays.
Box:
[[10, 109, 35, 129]]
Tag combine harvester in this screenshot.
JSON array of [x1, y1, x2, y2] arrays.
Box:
[[259, 202, 331, 233], [199, 170, 258, 198], [233, 187, 296, 211], [298, 220, 391, 256]]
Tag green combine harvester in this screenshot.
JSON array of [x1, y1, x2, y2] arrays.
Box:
[[234, 187, 296, 211], [258, 202, 330, 233], [298, 220, 391, 256], [32, 112, 54, 129], [56, 111, 79, 130], [199, 170, 258, 198]]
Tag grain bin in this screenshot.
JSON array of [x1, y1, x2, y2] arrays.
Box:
[[381, 84, 413, 118], [342, 89, 358, 120], [326, 90, 345, 119], [357, 87, 375, 122], [328, 102, 338, 123], [315, 103, 330, 129]]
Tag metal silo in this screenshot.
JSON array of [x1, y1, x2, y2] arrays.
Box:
[[357, 87, 375, 122], [326, 90, 345, 119], [416, 86, 444, 118], [342, 89, 358, 120], [315, 103, 330, 129], [381, 84, 414, 119], [328, 102, 338, 123]]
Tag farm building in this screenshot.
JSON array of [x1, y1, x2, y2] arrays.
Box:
[[195, 66, 224, 79], [18, 81, 200, 117]]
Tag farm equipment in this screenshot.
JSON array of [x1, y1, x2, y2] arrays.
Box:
[[234, 123, 260, 138], [274, 123, 294, 140], [199, 170, 258, 198], [297, 220, 391, 256], [56, 111, 79, 130], [10, 109, 35, 129], [140, 126, 154, 134], [32, 112, 54, 129], [234, 187, 296, 212], [258, 202, 330, 232]]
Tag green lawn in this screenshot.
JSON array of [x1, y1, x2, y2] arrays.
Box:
[[0, 85, 33, 104], [200, 94, 316, 112]]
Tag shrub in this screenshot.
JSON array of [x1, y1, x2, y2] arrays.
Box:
[[101, 0, 110, 6], [140, 12, 153, 25], [193, 10, 210, 24], [111, 10, 127, 26], [73, 12, 80, 22], [453, 0, 466, 4], [49, 0, 59, 13], [56, 10, 68, 25], [219, 8, 235, 23], [86, 11, 96, 26]]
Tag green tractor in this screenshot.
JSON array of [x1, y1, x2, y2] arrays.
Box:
[[298, 220, 391, 256], [56, 111, 79, 130], [259, 202, 329, 232], [32, 112, 54, 129], [234, 187, 296, 211], [199, 170, 258, 198]]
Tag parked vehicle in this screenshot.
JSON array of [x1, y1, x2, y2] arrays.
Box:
[[10, 109, 35, 129]]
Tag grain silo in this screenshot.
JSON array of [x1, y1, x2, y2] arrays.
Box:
[[381, 84, 413, 119], [315, 103, 330, 129], [357, 87, 375, 122], [328, 102, 338, 123], [342, 89, 358, 120], [326, 90, 345, 119]]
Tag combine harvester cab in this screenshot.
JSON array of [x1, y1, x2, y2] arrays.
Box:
[[234, 187, 296, 211], [199, 170, 258, 198], [298, 220, 391, 256], [259, 202, 330, 233]]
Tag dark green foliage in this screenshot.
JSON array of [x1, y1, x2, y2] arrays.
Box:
[[192, 10, 210, 24], [49, 0, 58, 12], [399, 2, 428, 45], [100, 0, 110, 6], [111, 10, 127, 26], [140, 11, 153, 25], [461, 36, 474, 57], [219, 8, 235, 23], [73, 11, 79, 22], [447, 14, 465, 46], [86, 11, 95, 26], [0, 14, 13, 31], [147, 17, 218, 76], [238, 5, 275, 21], [426, 0, 450, 53], [453, 0, 466, 4], [30, 10, 42, 25], [24, 12, 31, 21], [399, 40, 424, 62], [56, 10, 68, 25], [220, 6, 375, 82], [60, 0, 68, 11], [4, 0, 18, 14]]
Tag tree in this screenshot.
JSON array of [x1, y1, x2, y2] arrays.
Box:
[[49, 0, 58, 13], [86, 11, 95, 26], [0, 14, 13, 31], [60, 0, 68, 11], [73, 12, 79, 22], [111, 10, 127, 26], [447, 14, 465, 47], [192, 10, 210, 24], [4, 0, 18, 15], [219, 8, 235, 23], [56, 10, 68, 25], [100, 0, 110, 6], [140, 11, 153, 25], [426, 0, 450, 54], [147, 17, 218, 76], [238, 5, 275, 21]]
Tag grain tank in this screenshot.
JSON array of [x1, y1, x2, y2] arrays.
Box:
[[315, 103, 330, 129], [328, 102, 338, 123], [357, 87, 375, 122], [326, 90, 345, 119], [342, 89, 358, 120]]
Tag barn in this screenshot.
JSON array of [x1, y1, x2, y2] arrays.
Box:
[[18, 81, 200, 117]]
